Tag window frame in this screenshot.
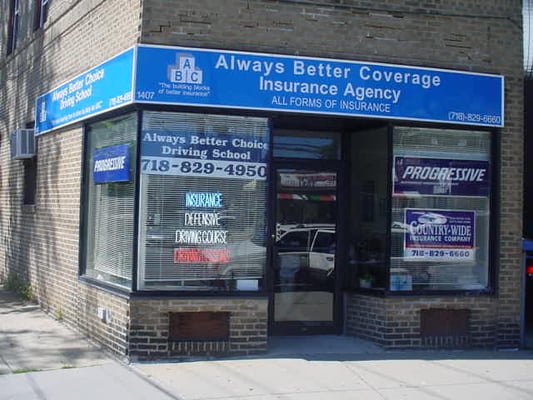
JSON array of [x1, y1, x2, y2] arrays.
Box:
[[34, 0, 49, 31], [7, 0, 20, 55], [22, 121, 38, 206], [23, 158, 37, 205], [79, 112, 139, 292], [78, 107, 498, 298], [342, 125, 390, 292], [136, 110, 270, 292], [385, 124, 497, 296]]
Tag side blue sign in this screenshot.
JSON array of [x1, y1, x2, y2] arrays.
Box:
[[135, 45, 504, 127], [93, 144, 131, 183], [393, 157, 490, 197], [35, 48, 135, 135]]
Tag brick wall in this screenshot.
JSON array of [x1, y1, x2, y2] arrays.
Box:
[[76, 284, 131, 357], [140, 0, 524, 349], [129, 298, 268, 360], [140, 1, 521, 71], [0, 0, 524, 357], [345, 293, 387, 346], [0, 0, 141, 357], [346, 294, 507, 349]]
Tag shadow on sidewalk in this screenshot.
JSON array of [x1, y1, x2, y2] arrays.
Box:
[[259, 335, 533, 363], [0, 285, 111, 374]]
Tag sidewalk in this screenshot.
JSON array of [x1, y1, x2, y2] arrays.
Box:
[[0, 286, 177, 400], [135, 341, 533, 400], [2, 284, 533, 400]]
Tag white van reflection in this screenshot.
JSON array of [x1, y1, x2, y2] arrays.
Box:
[[218, 238, 266, 279], [276, 227, 335, 284], [145, 226, 266, 280]]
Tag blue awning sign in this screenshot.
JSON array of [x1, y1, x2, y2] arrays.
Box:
[[134, 45, 504, 127], [35, 48, 135, 135], [35, 45, 504, 134]]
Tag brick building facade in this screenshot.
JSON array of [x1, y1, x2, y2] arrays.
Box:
[[0, 1, 524, 360]]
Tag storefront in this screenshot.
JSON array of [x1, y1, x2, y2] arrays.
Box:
[[35, 44, 504, 357]]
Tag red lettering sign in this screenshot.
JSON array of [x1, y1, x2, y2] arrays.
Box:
[[174, 248, 230, 264]]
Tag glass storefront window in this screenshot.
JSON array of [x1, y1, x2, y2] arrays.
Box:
[[391, 127, 491, 291], [138, 112, 269, 291], [83, 114, 137, 288], [80, 110, 491, 296], [273, 130, 340, 159], [346, 127, 389, 290]]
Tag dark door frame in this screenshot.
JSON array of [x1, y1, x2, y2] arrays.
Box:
[[268, 158, 345, 336]]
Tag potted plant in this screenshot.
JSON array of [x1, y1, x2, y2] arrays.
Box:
[[359, 273, 374, 288]]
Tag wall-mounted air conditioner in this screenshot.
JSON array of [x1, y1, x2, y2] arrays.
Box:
[[10, 129, 36, 160]]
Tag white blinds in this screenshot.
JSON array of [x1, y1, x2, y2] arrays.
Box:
[[138, 112, 269, 291], [85, 114, 137, 287]]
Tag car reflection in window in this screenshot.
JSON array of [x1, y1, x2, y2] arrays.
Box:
[[277, 226, 335, 286]]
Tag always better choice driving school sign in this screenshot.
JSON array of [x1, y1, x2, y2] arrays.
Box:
[[35, 45, 504, 134], [35, 48, 135, 135]]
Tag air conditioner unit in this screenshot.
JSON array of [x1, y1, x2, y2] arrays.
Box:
[[10, 129, 36, 160]]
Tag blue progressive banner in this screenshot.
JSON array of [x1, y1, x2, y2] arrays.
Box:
[[135, 45, 504, 127], [35, 48, 135, 135], [393, 156, 490, 197], [403, 209, 475, 262], [93, 144, 131, 183]]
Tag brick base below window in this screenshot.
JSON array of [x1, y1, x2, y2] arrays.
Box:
[[345, 294, 520, 350], [129, 298, 268, 360], [169, 340, 229, 356]]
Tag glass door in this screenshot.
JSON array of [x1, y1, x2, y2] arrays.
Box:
[[272, 165, 339, 334]]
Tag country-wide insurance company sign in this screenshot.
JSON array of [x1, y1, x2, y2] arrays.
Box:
[[35, 44, 504, 134]]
